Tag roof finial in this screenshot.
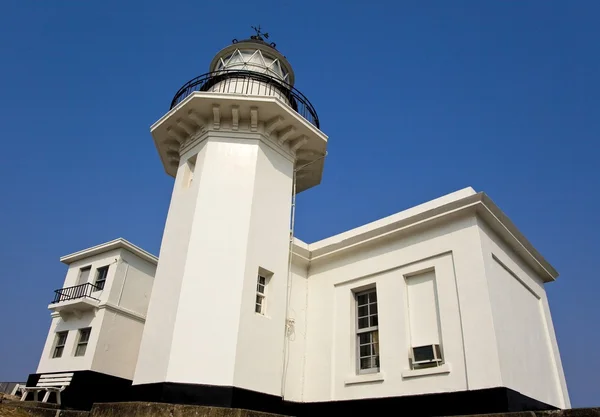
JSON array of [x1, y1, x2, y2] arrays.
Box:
[[250, 25, 269, 41]]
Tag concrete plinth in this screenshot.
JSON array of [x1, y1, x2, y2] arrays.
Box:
[[89, 403, 286, 417]]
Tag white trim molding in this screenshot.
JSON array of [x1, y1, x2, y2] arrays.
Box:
[[60, 238, 158, 266], [402, 364, 451, 379], [344, 372, 385, 386], [291, 188, 557, 283]]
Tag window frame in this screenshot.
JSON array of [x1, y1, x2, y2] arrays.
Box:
[[182, 153, 197, 188], [255, 274, 268, 315], [355, 288, 380, 374], [94, 266, 109, 290], [74, 327, 91, 357], [52, 331, 68, 358], [77, 266, 92, 286]]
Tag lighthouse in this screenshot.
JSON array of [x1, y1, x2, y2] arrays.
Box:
[[131, 30, 327, 404], [27, 29, 570, 417]]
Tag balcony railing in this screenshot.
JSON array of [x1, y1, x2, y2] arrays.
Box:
[[170, 70, 320, 129], [52, 283, 100, 304]]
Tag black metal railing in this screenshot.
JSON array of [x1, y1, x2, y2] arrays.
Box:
[[52, 283, 101, 304], [170, 70, 320, 129]]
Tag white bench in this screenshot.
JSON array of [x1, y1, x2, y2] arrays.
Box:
[[19, 373, 73, 405]]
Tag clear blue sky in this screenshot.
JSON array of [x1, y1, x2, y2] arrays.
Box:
[[0, 0, 598, 408]]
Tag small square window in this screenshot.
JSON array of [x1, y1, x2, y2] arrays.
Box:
[[52, 331, 68, 358], [254, 269, 273, 316], [94, 266, 109, 290], [75, 328, 91, 357], [77, 266, 91, 286], [255, 274, 268, 315], [182, 154, 197, 188]]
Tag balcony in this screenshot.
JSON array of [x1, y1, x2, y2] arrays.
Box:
[[48, 283, 101, 315], [170, 70, 320, 129]]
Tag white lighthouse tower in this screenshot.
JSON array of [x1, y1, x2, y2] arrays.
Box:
[[24, 27, 570, 416], [132, 30, 327, 405]]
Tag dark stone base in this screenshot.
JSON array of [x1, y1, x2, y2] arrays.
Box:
[[21, 372, 560, 416], [129, 383, 284, 413], [25, 371, 132, 411], [129, 382, 556, 417]]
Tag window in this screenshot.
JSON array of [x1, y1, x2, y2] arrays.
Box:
[[76, 266, 91, 286], [94, 266, 109, 290], [406, 271, 443, 369], [183, 154, 197, 188], [52, 331, 68, 358], [255, 274, 267, 314], [75, 328, 91, 357], [356, 289, 379, 373]]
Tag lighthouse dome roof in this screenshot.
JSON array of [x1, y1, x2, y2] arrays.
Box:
[[209, 37, 295, 86]]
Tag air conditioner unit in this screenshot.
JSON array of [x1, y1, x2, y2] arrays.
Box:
[[411, 344, 443, 365]]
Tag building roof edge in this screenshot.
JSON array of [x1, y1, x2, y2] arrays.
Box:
[[292, 190, 558, 283], [60, 238, 158, 266]]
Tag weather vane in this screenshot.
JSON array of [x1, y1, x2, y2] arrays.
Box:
[[232, 25, 276, 48], [250, 25, 269, 41]]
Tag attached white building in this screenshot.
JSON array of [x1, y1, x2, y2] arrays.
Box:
[[284, 188, 570, 416], [28, 34, 570, 416], [29, 239, 156, 409]]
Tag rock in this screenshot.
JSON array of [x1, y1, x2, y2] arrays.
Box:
[[536, 409, 600, 417], [90, 402, 288, 417]]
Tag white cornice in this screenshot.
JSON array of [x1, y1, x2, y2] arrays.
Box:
[[60, 238, 158, 266], [49, 304, 146, 323], [151, 92, 327, 193], [291, 189, 558, 283], [99, 303, 146, 323], [477, 193, 558, 281], [180, 128, 296, 166]]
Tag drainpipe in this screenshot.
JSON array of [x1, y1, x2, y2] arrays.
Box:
[[117, 260, 130, 306], [280, 153, 327, 398]]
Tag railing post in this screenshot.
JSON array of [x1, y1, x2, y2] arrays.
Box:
[[169, 70, 319, 129]]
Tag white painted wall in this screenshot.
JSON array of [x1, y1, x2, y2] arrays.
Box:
[[38, 246, 155, 381], [38, 179, 566, 411], [92, 310, 145, 380], [58, 250, 121, 304], [110, 251, 156, 316], [282, 260, 309, 402], [281, 205, 567, 406], [38, 307, 147, 381], [477, 219, 570, 408], [299, 218, 483, 402], [38, 250, 121, 375], [35, 180, 567, 412], [165, 137, 259, 386], [406, 270, 442, 347], [234, 141, 294, 395], [134, 141, 206, 385], [37, 310, 103, 374], [135, 133, 295, 394]]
